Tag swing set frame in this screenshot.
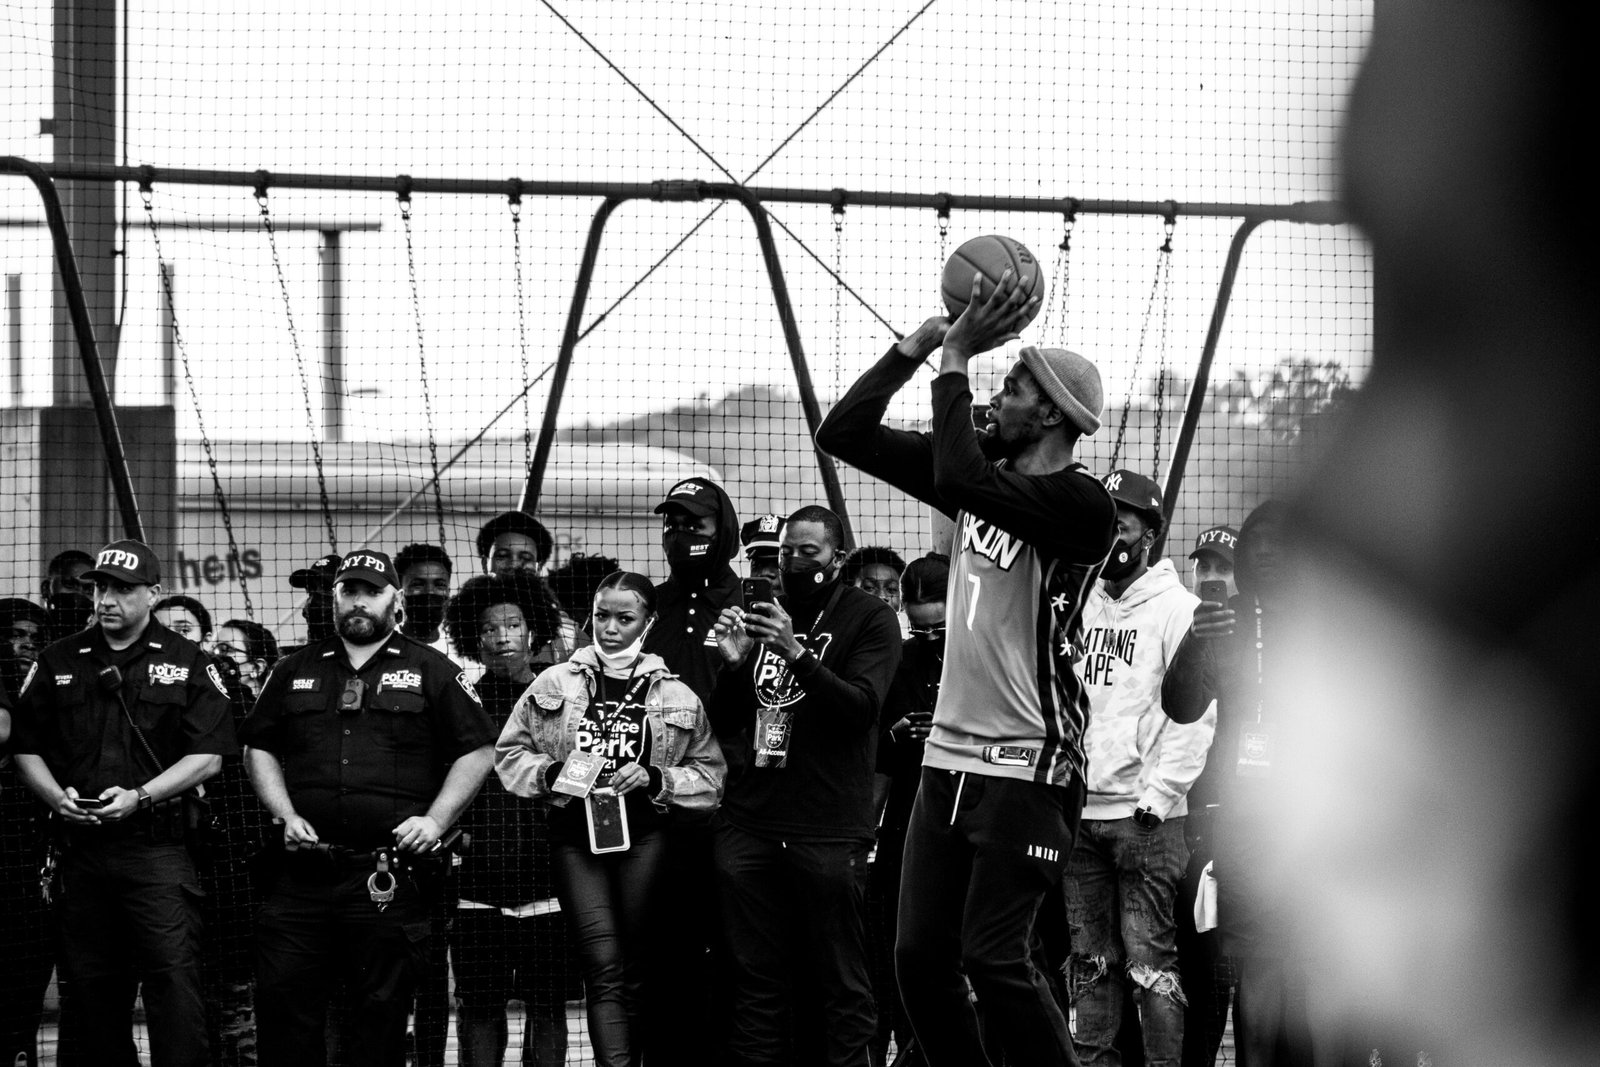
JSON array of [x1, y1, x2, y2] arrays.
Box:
[[2, 156, 1345, 561]]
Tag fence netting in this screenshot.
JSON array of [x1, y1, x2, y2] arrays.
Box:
[[4, 1, 1371, 1064]]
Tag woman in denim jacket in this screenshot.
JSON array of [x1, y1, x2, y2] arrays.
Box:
[[496, 570, 725, 1067]]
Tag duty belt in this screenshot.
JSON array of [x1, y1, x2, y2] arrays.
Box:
[[282, 828, 468, 911]]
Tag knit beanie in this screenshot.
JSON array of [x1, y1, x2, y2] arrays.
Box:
[[1019, 345, 1104, 435]]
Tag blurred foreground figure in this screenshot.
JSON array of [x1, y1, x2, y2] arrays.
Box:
[[1261, 2, 1596, 1064]]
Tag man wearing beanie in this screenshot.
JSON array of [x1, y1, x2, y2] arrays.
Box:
[[818, 271, 1117, 1066]]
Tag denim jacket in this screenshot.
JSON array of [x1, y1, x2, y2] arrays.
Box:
[[495, 647, 726, 813]]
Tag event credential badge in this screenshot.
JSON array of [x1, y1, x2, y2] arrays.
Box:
[[1236, 721, 1273, 779], [552, 751, 604, 797]]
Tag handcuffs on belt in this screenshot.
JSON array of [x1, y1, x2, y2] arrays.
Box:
[[283, 827, 468, 911]]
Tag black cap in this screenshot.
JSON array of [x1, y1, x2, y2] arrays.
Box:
[[653, 478, 720, 520], [740, 513, 783, 557], [1189, 525, 1239, 564], [1102, 469, 1164, 518], [289, 553, 342, 591], [334, 549, 400, 590], [83, 540, 162, 586]]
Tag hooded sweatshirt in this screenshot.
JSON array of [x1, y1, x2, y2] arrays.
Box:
[[1078, 558, 1215, 820], [645, 478, 743, 707]]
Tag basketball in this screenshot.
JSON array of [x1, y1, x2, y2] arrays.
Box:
[[940, 234, 1046, 329]]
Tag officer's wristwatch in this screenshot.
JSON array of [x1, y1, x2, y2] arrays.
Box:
[[1132, 806, 1161, 829], [135, 786, 153, 811]]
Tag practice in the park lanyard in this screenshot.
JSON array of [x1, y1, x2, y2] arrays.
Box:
[[793, 583, 845, 652], [1237, 597, 1273, 779], [754, 583, 844, 769], [593, 662, 650, 729]]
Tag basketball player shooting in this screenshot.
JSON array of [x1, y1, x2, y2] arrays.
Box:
[[816, 268, 1117, 1066]]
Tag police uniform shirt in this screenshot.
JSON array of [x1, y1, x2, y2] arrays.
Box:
[[240, 632, 495, 848], [9, 620, 238, 798]]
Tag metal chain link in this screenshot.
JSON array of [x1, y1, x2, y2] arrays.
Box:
[[399, 193, 448, 549], [257, 185, 339, 553], [142, 187, 255, 619], [1108, 217, 1176, 474], [1038, 207, 1076, 346], [1151, 220, 1175, 478], [509, 192, 533, 474], [833, 204, 845, 400]]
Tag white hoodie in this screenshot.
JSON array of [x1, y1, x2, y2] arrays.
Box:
[[1078, 558, 1216, 820]]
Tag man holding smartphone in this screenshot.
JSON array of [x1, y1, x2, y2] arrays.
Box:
[[709, 505, 903, 1067], [9, 539, 236, 1067], [1064, 471, 1215, 1066]]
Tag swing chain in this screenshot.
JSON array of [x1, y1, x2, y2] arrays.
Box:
[[832, 195, 846, 400], [1109, 212, 1178, 474], [140, 185, 256, 620], [1039, 202, 1078, 345], [257, 184, 340, 553], [398, 193, 449, 549], [509, 183, 532, 473], [1151, 218, 1176, 477], [936, 195, 951, 265]]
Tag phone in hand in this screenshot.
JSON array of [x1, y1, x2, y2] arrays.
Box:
[[1198, 580, 1230, 609], [741, 577, 774, 606], [586, 789, 631, 854], [74, 796, 107, 810]]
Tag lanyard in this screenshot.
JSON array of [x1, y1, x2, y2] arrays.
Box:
[[1252, 598, 1265, 725], [592, 662, 649, 727], [794, 582, 845, 649]]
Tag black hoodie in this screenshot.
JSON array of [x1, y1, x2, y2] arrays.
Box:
[[644, 478, 743, 707]]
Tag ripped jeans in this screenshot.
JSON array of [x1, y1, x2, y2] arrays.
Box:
[[1063, 815, 1189, 1067]]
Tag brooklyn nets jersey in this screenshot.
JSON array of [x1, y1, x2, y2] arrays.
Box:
[[814, 347, 1117, 788], [925, 486, 1107, 786]]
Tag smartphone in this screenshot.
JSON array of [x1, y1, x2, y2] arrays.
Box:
[[1198, 580, 1230, 608], [586, 789, 631, 854], [741, 577, 774, 606], [74, 796, 107, 810]]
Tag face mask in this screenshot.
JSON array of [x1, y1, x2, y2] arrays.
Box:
[[1101, 536, 1145, 582], [403, 592, 447, 636], [663, 530, 718, 575], [304, 594, 337, 643], [593, 622, 652, 671], [782, 554, 838, 603], [47, 592, 93, 640]]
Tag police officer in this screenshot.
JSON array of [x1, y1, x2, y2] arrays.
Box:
[[241, 549, 495, 1067], [9, 538, 235, 1067]]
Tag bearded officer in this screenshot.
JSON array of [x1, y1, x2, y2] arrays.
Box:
[[241, 549, 495, 1067]]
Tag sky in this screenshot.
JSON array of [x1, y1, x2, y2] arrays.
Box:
[[2, 0, 1373, 443]]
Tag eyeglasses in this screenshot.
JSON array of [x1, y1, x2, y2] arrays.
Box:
[[909, 625, 946, 639]]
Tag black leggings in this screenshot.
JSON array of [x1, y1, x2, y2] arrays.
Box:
[[551, 828, 668, 1067]]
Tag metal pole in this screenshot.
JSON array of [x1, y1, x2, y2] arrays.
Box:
[[320, 229, 344, 442], [727, 188, 857, 549], [520, 196, 622, 514], [51, 0, 118, 405], [1, 155, 144, 540], [34, 162, 1346, 227], [1153, 216, 1265, 559], [6, 274, 20, 401]]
